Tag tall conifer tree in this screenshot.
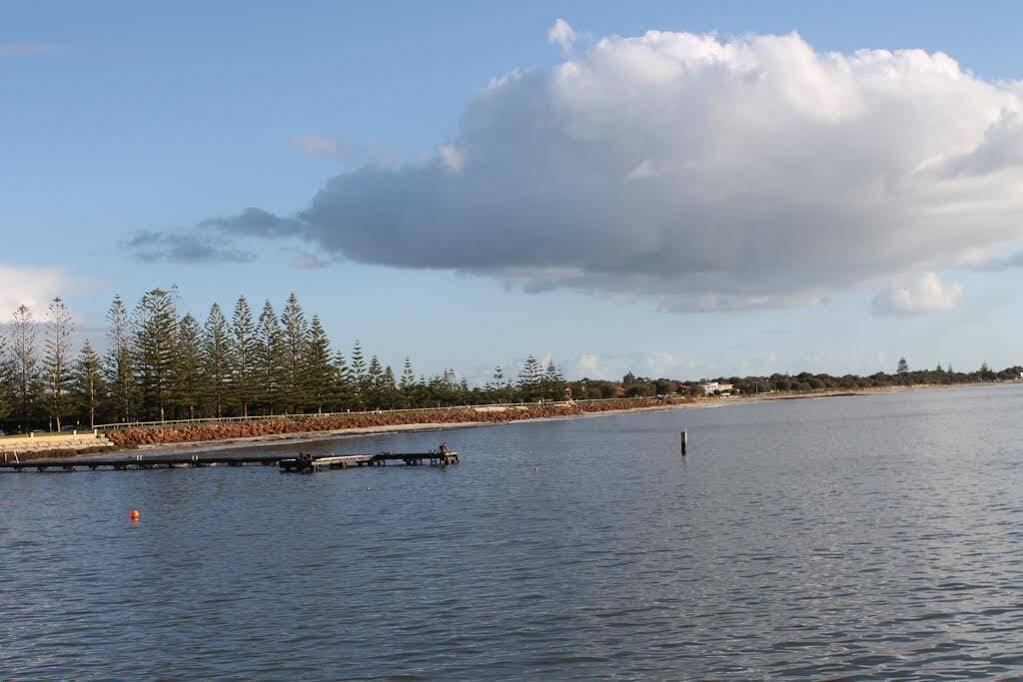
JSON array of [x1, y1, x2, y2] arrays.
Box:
[[517, 354, 543, 401], [381, 366, 397, 408], [10, 304, 39, 426], [486, 364, 506, 398], [173, 313, 203, 419], [203, 303, 232, 417], [256, 299, 284, 414], [73, 340, 105, 429], [366, 355, 384, 408], [400, 357, 416, 407], [543, 360, 566, 400], [280, 292, 310, 411], [134, 288, 179, 422], [230, 296, 258, 417], [105, 295, 137, 423], [42, 297, 74, 430], [333, 350, 351, 409], [349, 340, 366, 408], [304, 315, 334, 413]]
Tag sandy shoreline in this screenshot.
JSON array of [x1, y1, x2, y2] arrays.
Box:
[[118, 382, 1009, 458], [128, 401, 699, 457]]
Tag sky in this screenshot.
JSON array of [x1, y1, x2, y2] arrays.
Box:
[[4, 1, 1023, 384]]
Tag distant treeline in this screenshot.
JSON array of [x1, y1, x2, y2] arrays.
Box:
[[0, 288, 1018, 432], [602, 361, 1022, 400]]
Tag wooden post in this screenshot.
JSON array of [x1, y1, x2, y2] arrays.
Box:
[[680, 429, 687, 456]]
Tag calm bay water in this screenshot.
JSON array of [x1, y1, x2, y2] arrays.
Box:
[[3, 385, 1023, 679]]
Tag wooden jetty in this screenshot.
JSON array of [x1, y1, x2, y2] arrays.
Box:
[[0, 448, 459, 473], [279, 450, 459, 473]]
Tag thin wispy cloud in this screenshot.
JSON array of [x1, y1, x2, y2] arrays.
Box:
[[0, 42, 62, 57], [123, 230, 256, 264], [289, 249, 335, 270], [199, 207, 302, 238], [291, 134, 357, 161]]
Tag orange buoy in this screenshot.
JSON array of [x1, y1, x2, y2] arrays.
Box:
[[130, 509, 140, 522]]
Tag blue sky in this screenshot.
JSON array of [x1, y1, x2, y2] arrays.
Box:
[[4, 1, 1023, 383]]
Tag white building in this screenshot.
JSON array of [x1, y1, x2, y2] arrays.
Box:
[[698, 381, 734, 396]]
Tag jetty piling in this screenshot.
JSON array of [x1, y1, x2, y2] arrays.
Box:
[[681, 429, 687, 456]]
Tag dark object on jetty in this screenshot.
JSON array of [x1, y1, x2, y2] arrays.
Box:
[[288, 451, 315, 472], [279, 446, 460, 473], [0, 446, 460, 473], [681, 429, 687, 456]]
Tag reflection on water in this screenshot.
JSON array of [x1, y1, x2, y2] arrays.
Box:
[[2, 385, 1023, 679]]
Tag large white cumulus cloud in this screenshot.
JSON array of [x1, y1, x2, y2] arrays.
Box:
[[206, 28, 1023, 311]]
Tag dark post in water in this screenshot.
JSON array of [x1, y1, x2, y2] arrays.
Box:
[[681, 429, 687, 456]]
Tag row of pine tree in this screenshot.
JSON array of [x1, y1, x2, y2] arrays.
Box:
[[0, 288, 568, 431]]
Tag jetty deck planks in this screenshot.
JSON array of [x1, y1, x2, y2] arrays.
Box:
[[0, 450, 460, 473], [279, 451, 459, 473]]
